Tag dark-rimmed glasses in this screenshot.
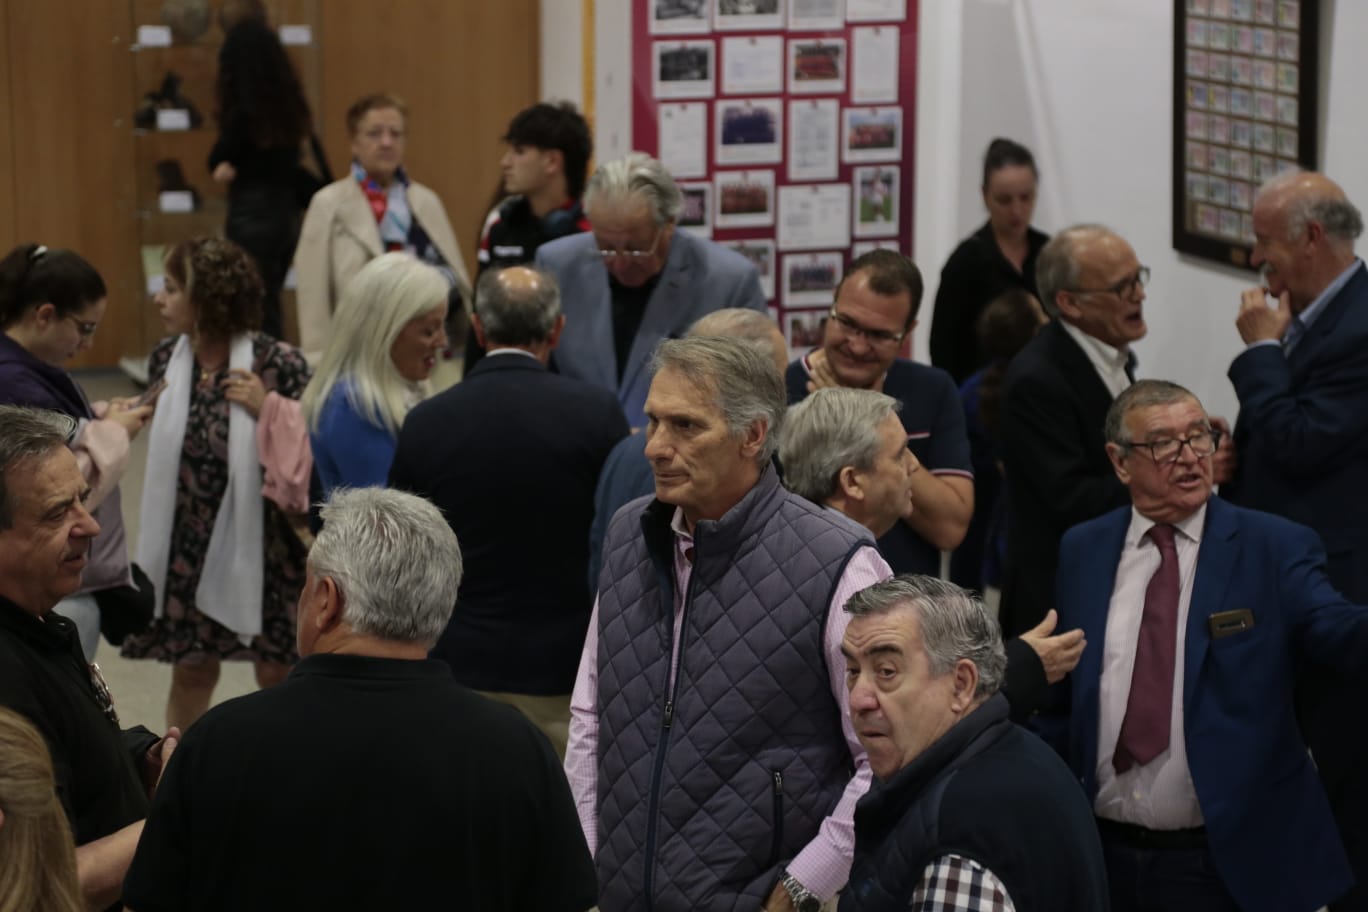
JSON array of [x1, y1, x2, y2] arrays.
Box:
[[828, 309, 905, 347], [1069, 265, 1151, 299], [1125, 427, 1221, 464]]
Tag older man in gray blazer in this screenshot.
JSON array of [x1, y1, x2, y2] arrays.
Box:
[[535, 152, 766, 427]]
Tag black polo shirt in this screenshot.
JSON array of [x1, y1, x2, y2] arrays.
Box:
[[124, 653, 597, 912], [0, 595, 150, 845]]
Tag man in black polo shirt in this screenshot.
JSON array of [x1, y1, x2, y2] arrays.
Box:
[[0, 406, 177, 911], [124, 487, 597, 912]]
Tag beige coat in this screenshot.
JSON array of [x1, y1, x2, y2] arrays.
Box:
[[292, 176, 471, 364]]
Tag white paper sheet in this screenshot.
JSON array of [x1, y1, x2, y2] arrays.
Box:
[[654, 40, 716, 99], [783, 250, 844, 305], [715, 98, 783, 165], [777, 183, 851, 250], [649, 0, 711, 34], [851, 26, 899, 103], [715, 169, 777, 228], [788, 0, 845, 30], [722, 35, 784, 95], [852, 164, 900, 237], [659, 103, 709, 178], [788, 99, 839, 181], [788, 38, 846, 95], [845, 0, 906, 22]]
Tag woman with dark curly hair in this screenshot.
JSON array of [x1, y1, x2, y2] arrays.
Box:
[[124, 237, 313, 730], [209, 1, 316, 339]]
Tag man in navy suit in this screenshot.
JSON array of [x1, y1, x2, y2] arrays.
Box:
[[535, 152, 767, 428], [1222, 171, 1368, 910], [389, 266, 629, 757], [1057, 379, 1368, 912]]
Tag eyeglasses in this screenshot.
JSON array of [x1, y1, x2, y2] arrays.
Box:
[[1069, 265, 1151, 299], [596, 227, 663, 261], [64, 315, 99, 338], [1125, 427, 1222, 464], [828, 309, 906, 347]]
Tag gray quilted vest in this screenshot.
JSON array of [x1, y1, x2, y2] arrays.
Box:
[[595, 468, 872, 911]]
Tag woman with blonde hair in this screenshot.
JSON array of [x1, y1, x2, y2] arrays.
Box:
[[0, 707, 83, 912], [301, 251, 449, 496]]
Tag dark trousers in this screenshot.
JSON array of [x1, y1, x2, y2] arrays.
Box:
[[1099, 821, 1238, 912], [226, 185, 301, 341]]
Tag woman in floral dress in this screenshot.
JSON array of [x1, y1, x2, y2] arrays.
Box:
[[123, 236, 312, 730]]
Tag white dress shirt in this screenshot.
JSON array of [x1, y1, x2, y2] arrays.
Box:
[[1062, 320, 1134, 398], [1094, 503, 1207, 830]]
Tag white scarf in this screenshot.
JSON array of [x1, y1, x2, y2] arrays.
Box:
[[137, 334, 263, 644]]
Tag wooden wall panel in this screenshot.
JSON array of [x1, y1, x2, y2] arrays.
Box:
[[0, 0, 17, 253], [318, 0, 542, 280], [6, 0, 139, 368]]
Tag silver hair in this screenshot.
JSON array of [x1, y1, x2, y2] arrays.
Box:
[[1104, 378, 1202, 447], [1256, 170, 1365, 244], [584, 152, 682, 224], [309, 487, 463, 647], [0, 406, 75, 530], [300, 253, 450, 436], [779, 388, 899, 504], [474, 266, 562, 346], [686, 308, 786, 372], [652, 336, 787, 464], [1035, 223, 1113, 318], [844, 575, 1006, 699]]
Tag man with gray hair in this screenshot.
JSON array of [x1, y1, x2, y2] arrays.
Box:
[[839, 575, 1107, 910], [390, 265, 628, 756], [124, 487, 597, 912], [536, 151, 767, 427], [1222, 170, 1368, 910], [586, 306, 787, 586], [567, 336, 892, 911], [780, 388, 1086, 722]]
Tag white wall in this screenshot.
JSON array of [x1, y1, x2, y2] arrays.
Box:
[[914, 0, 1363, 422], [575, 0, 1368, 420]]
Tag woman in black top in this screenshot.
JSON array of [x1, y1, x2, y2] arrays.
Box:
[[929, 138, 1049, 384], [209, 8, 314, 340]]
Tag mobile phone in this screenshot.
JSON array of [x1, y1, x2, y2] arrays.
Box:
[[135, 376, 168, 408]]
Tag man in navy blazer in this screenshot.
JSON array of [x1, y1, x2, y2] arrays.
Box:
[[535, 152, 766, 428], [389, 266, 629, 757], [1057, 379, 1368, 912], [1222, 171, 1368, 909]]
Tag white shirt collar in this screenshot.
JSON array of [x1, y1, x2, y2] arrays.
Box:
[[1124, 500, 1207, 549]]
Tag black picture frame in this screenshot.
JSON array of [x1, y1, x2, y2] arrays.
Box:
[[1172, 0, 1318, 269]]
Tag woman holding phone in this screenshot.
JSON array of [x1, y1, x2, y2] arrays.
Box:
[[0, 243, 153, 660]]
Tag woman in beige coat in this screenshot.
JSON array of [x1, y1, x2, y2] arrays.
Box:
[[293, 92, 470, 364]]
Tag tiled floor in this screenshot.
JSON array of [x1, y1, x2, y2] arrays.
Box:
[[76, 359, 465, 733]]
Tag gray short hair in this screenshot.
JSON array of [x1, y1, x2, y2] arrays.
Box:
[[687, 308, 786, 372], [1035, 223, 1112, 318], [780, 388, 899, 504], [1104, 379, 1201, 447], [1257, 170, 1365, 244], [309, 487, 463, 647], [0, 406, 75, 530], [584, 152, 682, 224], [474, 266, 562, 346], [845, 575, 1005, 699], [652, 336, 787, 464]]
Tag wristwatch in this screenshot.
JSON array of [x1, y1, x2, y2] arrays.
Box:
[[780, 871, 822, 912]]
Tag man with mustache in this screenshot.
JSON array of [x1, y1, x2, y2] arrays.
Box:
[[0, 405, 177, 910], [1222, 170, 1368, 911], [785, 250, 974, 579]]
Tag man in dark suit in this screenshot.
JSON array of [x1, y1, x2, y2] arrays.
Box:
[[1057, 379, 1368, 912], [999, 225, 1174, 636], [389, 265, 629, 757], [536, 152, 767, 428], [1222, 170, 1368, 910]]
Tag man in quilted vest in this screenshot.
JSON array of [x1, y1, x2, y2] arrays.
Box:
[[565, 336, 892, 911]]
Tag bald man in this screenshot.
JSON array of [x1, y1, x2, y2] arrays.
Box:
[[1222, 170, 1368, 911], [389, 265, 630, 756]]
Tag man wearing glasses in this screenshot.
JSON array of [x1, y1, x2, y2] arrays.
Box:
[[998, 224, 1167, 638], [536, 152, 767, 427], [785, 249, 974, 578], [1054, 379, 1368, 912]]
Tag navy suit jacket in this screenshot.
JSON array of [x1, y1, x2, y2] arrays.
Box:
[[388, 354, 629, 694], [535, 228, 766, 428], [1058, 497, 1368, 912]]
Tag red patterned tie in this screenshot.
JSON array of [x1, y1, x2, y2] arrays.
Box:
[[1114, 523, 1180, 774]]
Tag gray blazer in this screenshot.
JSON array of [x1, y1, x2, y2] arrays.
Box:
[[535, 228, 766, 427]]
